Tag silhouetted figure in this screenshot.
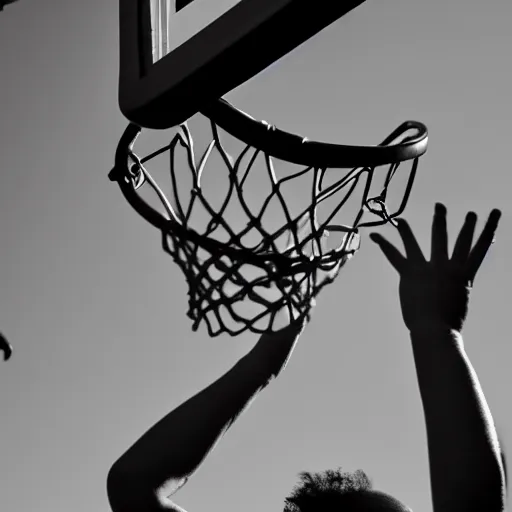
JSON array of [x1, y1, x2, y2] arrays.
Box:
[[107, 204, 507, 512], [0, 332, 12, 361]]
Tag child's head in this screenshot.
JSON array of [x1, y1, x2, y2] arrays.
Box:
[[284, 468, 411, 512]]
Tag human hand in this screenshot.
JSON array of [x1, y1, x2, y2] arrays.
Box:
[[369, 203, 501, 333], [0, 332, 12, 361]]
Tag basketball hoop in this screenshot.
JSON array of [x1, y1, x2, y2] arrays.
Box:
[[110, 99, 428, 336]]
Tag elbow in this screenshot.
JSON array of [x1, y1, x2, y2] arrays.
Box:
[[106, 464, 131, 512], [107, 464, 161, 512]]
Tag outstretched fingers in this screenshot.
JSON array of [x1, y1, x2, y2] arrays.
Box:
[[466, 209, 501, 283], [452, 211, 477, 264], [369, 233, 407, 273], [431, 203, 449, 264], [396, 218, 426, 262]]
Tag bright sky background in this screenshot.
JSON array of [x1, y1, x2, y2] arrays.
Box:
[[1, 1, 511, 512]]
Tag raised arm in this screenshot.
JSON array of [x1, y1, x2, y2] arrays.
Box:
[[107, 317, 307, 512], [370, 204, 506, 512]]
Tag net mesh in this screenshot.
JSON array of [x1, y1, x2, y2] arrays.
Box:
[[111, 118, 422, 336]]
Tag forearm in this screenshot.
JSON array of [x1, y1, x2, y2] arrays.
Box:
[[410, 326, 506, 510], [110, 321, 302, 496]]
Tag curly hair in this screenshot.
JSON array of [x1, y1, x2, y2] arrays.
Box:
[[284, 467, 373, 511]]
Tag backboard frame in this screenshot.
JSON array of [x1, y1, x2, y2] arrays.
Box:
[[119, 0, 367, 129]]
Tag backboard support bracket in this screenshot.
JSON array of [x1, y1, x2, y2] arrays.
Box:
[[119, 0, 367, 129]]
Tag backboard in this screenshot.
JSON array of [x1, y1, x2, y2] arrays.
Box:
[[119, 0, 367, 129]]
